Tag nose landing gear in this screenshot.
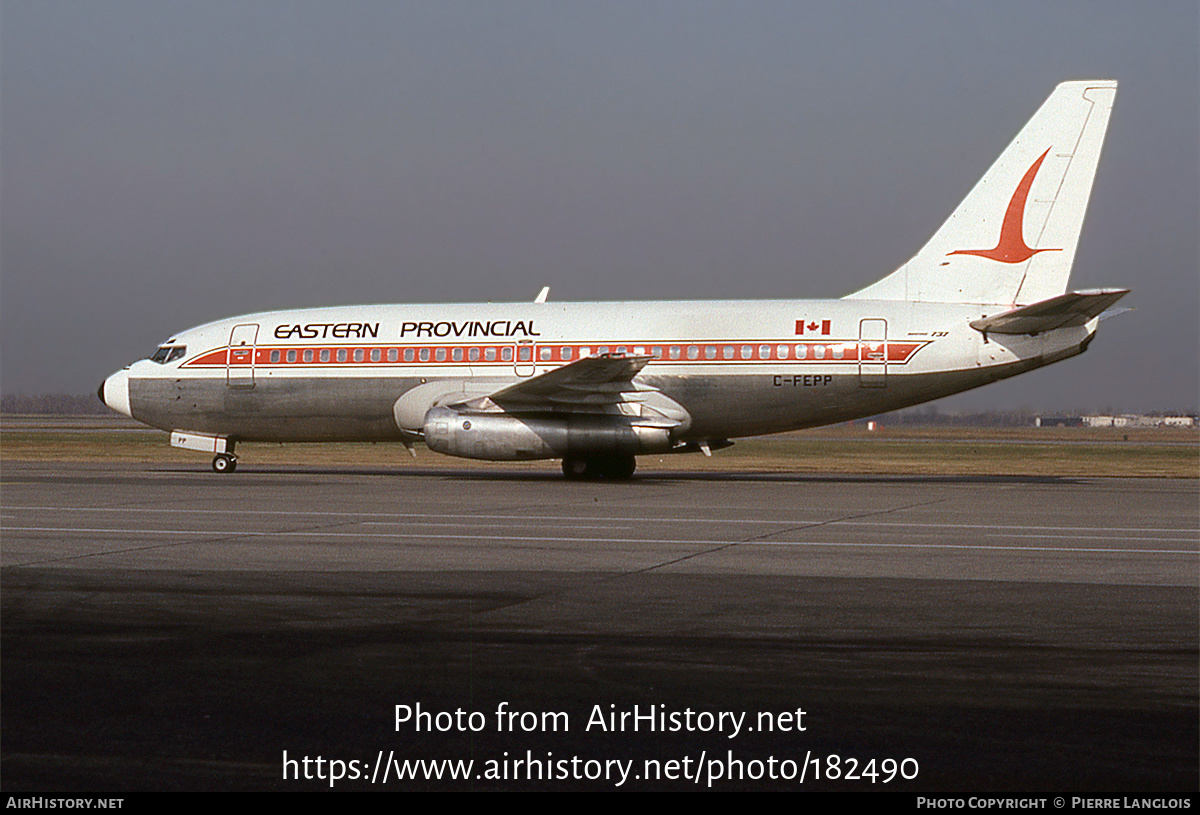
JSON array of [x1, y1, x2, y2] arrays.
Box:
[[170, 431, 239, 473]]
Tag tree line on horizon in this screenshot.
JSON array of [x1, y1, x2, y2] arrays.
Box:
[[2, 393, 111, 415]]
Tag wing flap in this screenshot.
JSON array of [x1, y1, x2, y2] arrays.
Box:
[[970, 289, 1130, 335], [452, 353, 692, 430], [488, 353, 653, 406]]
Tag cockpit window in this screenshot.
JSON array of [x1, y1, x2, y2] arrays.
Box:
[[150, 345, 187, 364]]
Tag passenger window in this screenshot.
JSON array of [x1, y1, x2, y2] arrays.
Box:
[[419, 348, 430, 362], [687, 346, 700, 360], [337, 349, 347, 362], [518, 346, 532, 361], [469, 347, 480, 362], [540, 346, 552, 361], [387, 348, 398, 362], [795, 344, 807, 359], [404, 348, 415, 362], [435, 348, 446, 362], [286, 350, 296, 363], [705, 346, 717, 360], [354, 348, 365, 362], [814, 345, 826, 359], [501, 347, 513, 362], [485, 347, 496, 362], [669, 346, 681, 360], [723, 346, 734, 359], [452, 347, 463, 362], [777, 344, 789, 359], [741, 345, 753, 360], [320, 349, 330, 362], [561, 347, 572, 360], [303, 349, 313, 363]]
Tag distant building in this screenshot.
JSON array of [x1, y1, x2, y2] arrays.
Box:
[[1036, 414, 1196, 428], [1035, 416, 1083, 427], [1080, 415, 1194, 428]]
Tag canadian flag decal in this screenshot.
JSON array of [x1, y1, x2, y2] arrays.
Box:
[[795, 319, 831, 335]]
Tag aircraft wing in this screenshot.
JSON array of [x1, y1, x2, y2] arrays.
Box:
[[970, 289, 1130, 335], [446, 352, 691, 430], [487, 353, 654, 408]]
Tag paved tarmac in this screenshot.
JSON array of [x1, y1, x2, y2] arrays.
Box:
[[2, 461, 1196, 790]]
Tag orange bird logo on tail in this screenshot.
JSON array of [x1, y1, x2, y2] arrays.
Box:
[[949, 148, 1061, 263]]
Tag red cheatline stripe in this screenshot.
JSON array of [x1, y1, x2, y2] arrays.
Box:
[[183, 341, 929, 368]]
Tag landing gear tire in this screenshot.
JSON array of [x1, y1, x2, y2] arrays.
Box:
[[212, 454, 238, 473], [561, 454, 636, 480], [562, 456, 590, 480], [598, 455, 636, 480]]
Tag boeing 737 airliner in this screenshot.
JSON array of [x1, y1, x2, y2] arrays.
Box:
[[99, 81, 1126, 478]]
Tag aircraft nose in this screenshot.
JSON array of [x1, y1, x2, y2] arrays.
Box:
[[98, 369, 132, 417]]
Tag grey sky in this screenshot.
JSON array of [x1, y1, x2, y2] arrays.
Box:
[[2, 1, 1197, 412]]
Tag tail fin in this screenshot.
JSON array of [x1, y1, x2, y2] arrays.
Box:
[[846, 80, 1117, 305]]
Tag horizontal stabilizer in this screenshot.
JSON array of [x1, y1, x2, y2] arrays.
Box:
[[969, 289, 1130, 335]]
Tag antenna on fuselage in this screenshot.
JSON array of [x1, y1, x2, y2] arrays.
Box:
[[534, 286, 550, 303]]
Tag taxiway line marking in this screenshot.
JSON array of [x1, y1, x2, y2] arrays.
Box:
[[3, 525, 1195, 555], [2, 506, 1192, 535]]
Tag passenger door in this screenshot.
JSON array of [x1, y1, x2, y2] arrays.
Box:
[[858, 318, 887, 388], [226, 324, 259, 389]]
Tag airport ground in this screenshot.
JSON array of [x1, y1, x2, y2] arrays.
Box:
[[1, 418, 1197, 790], [2, 414, 1197, 477]]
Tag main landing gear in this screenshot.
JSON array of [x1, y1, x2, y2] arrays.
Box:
[[561, 454, 636, 481], [212, 453, 238, 473]]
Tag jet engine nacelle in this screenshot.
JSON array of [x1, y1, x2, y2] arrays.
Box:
[[422, 406, 674, 461]]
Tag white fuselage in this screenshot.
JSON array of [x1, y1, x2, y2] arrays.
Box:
[[101, 297, 1093, 445]]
